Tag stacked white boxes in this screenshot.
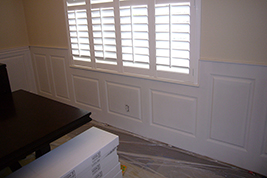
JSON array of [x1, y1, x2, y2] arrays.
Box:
[[7, 127, 122, 178]]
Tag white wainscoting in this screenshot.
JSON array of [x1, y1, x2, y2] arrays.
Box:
[[30, 46, 72, 104], [0, 47, 36, 92], [30, 47, 267, 176]]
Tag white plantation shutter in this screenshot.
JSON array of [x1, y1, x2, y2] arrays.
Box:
[[155, 2, 191, 74], [65, 0, 200, 84], [120, 5, 149, 69], [91, 6, 117, 65], [66, 0, 90, 62]]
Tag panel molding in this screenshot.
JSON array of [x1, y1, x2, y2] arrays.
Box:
[[50, 55, 70, 100], [32, 53, 52, 95], [72, 75, 101, 109], [30, 47, 72, 103], [0, 46, 36, 92], [106, 81, 142, 122], [261, 108, 267, 157], [208, 75, 254, 151], [150, 90, 197, 137]]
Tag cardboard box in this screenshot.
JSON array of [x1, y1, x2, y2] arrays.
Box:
[[7, 127, 120, 178]]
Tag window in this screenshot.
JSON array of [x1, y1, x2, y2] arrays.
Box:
[[65, 0, 200, 84]]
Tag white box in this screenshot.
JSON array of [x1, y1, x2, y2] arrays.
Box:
[[113, 170, 123, 178], [7, 127, 119, 178], [77, 151, 119, 178], [103, 162, 121, 178]]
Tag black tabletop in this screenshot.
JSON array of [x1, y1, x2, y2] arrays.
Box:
[[0, 90, 91, 170]]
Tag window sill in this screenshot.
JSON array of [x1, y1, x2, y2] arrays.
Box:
[[69, 64, 199, 87]]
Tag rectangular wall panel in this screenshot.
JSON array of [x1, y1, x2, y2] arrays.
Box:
[[33, 54, 51, 95], [262, 110, 267, 157], [0, 47, 36, 92], [1, 55, 29, 91], [50, 56, 70, 100], [209, 75, 254, 149], [73, 75, 101, 109], [106, 82, 141, 121], [151, 90, 197, 136]]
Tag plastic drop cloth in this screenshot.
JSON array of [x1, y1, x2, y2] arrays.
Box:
[[91, 122, 264, 178], [1, 121, 264, 178], [118, 152, 261, 178]]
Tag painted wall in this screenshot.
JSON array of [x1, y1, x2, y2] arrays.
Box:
[[0, 0, 29, 50], [20, 0, 267, 64], [1, 0, 267, 63], [201, 0, 267, 65], [22, 0, 68, 48]]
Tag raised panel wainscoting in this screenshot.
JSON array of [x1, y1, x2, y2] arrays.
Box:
[[4, 46, 267, 176], [0, 47, 36, 92]]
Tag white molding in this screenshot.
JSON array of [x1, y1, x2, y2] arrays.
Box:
[[200, 57, 267, 67], [0, 46, 30, 58], [30, 45, 68, 50]]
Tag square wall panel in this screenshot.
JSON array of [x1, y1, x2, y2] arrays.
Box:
[[106, 82, 141, 120], [151, 90, 197, 136], [73, 75, 101, 108]]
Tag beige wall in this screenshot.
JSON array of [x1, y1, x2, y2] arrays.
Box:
[[201, 0, 267, 65], [1, 0, 267, 64], [22, 0, 68, 48], [0, 0, 29, 50]]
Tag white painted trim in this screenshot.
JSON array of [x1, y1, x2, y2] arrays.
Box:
[[29, 45, 69, 50], [200, 57, 267, 67], [69, 64, 200, 87], [0, 46, 30, 58]]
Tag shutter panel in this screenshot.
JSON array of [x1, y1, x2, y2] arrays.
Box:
[[120, 5, 149, 69], [67, 1, 90, 62], [91, 7, 117, 65], [155, 2, 191, 74]]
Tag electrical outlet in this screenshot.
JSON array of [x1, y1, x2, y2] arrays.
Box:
[[125, 104, 130, 112]]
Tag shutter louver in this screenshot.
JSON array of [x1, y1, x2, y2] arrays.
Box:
[[155, 2, 191, 74], [120, 5, 149, 69], [91, 0, 113, 4], [91, 7, 117, 65]]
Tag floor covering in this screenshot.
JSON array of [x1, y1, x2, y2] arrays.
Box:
[[1, 120, 265, 178]]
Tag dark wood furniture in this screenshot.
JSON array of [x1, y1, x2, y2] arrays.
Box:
[[0, 63, 11, 96], [0, 90, 92, 171]]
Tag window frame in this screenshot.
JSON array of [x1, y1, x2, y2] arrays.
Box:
[[64, 0, 201, 85]]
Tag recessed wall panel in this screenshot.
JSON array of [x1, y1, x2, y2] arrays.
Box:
[[209, 75, 254, 149], [151, 91, 197, 135], [2, 55, 29, 91], [73, 76, 100, 108], [34, 54, 51, 94], [107, 82, 141, 120], [51, 56, 69, 100]]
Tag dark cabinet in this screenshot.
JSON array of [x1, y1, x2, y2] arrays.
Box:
[[0, 63, 11, 95]]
